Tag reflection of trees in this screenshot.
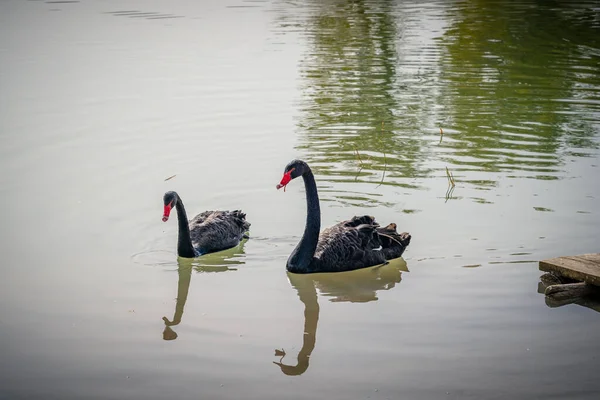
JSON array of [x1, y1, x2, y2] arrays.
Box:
[[273, 258, 408, 376], [294, 0, 428, 199], [161, 242, 246, 341], [276, 0, 600, 201], [437, 1, 600, 181]]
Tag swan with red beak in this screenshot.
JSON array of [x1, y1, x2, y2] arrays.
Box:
[[161, 191, 250, 258], [276, 159, 411, 274]]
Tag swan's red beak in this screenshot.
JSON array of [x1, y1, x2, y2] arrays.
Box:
[[276, 170, 293, 192], [162, 205, 172, 222]]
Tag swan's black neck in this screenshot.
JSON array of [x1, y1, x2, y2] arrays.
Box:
[[175, 198, 196, 258], [287, 168, 321, 273]]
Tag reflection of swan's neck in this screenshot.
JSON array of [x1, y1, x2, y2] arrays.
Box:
[[164, 264, 193, 327], [175, 198, 196, 258], [275, 276, 319, 376], [297, 296, 319, 372], [287, 169, 321, 273]]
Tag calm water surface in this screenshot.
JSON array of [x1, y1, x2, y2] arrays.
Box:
[[1, 0, 600, 399]]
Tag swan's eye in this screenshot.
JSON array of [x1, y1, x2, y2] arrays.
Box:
[[276, 168, 295, 191]]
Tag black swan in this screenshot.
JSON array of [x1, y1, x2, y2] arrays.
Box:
[[276, 160, 411, 273], [162, 191, 250, 258]]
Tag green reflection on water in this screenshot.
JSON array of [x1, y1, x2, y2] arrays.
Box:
[[296, 0, 423, 189], [439, 0, 600, 175], [284, 0, 600, 203]]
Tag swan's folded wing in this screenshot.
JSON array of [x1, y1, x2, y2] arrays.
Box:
[[376, 223, 411, 259], [229, 210, 251, 232], [189, 210, 250, 252], [341, 215, 379, 228], [190, 210, 249, 231], [189, 210, 216, 226], [314, 223, 386, 272]]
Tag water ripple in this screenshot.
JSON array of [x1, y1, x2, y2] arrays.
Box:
[[270, 0, 600, 204], [106, 10, 184, 20]]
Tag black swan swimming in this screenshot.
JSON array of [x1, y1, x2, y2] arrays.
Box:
[[276, 160, 411, 273], [162, 191, 250, 258]]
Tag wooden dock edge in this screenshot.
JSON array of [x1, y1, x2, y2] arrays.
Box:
[[539, 253, 600, 303]]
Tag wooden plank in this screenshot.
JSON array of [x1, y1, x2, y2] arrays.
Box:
[[539, 253, 600, 287]]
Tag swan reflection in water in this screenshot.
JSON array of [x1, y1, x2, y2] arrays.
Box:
[[273, 257, 409, 375], [162, 240, 247, 341]]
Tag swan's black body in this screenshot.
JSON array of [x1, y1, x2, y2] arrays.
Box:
[[277, 160, 411, 273], [162, 191, 250, 258]]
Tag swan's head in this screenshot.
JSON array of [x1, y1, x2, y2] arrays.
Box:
[[276, 159, 308, 191], [162, 191, 179, 222]]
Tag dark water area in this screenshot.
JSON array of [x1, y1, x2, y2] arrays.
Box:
[[1, 0, 599, 399]]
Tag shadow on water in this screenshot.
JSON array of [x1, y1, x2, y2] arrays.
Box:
[[273, 0, 600, 204], [272, 258, 408, 376], [162, 241, 247, 341]]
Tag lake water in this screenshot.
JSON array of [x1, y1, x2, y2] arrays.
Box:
[[1, 0, 600, 399]]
